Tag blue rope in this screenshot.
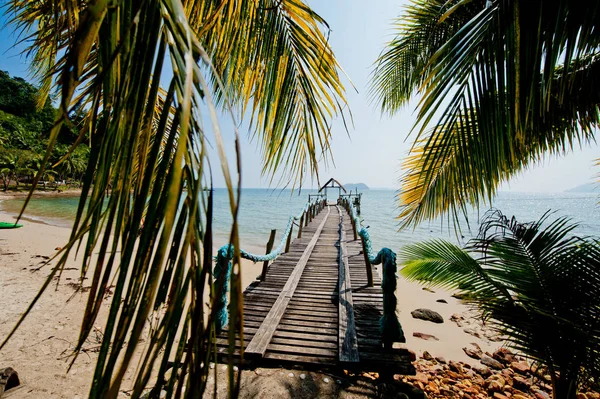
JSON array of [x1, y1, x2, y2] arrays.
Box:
[[213, 245, 234, 332], [345, 199, 405, 344], [213, 199, 324, 331]]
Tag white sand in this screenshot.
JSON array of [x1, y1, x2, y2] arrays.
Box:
[[0, 209, 502, 397]]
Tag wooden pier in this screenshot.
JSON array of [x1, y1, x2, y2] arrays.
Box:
[[214, 204, 415, 375]]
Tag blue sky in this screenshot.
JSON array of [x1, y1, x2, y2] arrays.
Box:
[[0, 1, 597, 192]]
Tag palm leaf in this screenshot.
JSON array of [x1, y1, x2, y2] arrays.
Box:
[[400, 210, 600, 397], [372, 0, 600, 228], [2, 0, 349, 397]]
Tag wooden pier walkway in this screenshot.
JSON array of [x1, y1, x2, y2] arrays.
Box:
[[215, 204, 415, 375]]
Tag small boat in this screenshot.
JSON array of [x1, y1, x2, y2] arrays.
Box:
[[0, 222, 23, 229]]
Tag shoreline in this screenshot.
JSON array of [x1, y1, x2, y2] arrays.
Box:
[[0, 188, 83, 200]]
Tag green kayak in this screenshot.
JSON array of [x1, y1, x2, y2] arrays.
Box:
[[0, 222, 23, 229]]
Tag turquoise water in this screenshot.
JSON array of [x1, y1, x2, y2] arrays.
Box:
[[1, 189, 598, 254]]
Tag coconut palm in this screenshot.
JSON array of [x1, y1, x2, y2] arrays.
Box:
[[400, 210, 600, 399], [371, 0, 600, 228], [1, 1, 349, 398], [0, 151, 18, 191]]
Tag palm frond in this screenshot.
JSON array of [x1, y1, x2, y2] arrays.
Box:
[[2, 0, 349, 397], [188, 0, 350, 186], [397, 53, 600, 228], [373, 0, 600, 228], [400, 210, 600, 396], [370, 0, 483, 115]]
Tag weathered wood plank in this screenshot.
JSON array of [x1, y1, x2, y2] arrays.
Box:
[[267, 343, 336, 357], [337, 205, 359, 363], [213, 205, 415, 375], [244, 206, 331, 358]]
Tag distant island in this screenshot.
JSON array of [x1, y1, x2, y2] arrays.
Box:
[[344, 183, 369, 191], [566, 183, 598, 193]]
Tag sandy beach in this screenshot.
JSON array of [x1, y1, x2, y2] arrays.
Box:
[[0, 204, 503, 398]]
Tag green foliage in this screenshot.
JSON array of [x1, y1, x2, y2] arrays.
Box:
[[0, 71, 89, 189], [371, 0, 600, 228], [400, 210, 600, 399]]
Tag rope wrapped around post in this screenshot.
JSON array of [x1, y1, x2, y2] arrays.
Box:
[[344, 198, 406, 345], [213, 199, 321, 332]]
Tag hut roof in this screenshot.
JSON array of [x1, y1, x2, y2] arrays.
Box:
[[318, 178, 347, 193]]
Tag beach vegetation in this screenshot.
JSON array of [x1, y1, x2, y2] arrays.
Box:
[[0, 71, 90, 191], [400, 210, 600, 399]]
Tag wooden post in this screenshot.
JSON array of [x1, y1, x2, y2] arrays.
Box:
[[361, 235, 374, 287], [260, 229, 277, 281], [298, 214, 304, 238], [351, 217, 358, 241], [305, 210, 309, 227], [285, 224, 294, 252], [309, 205, 313, 223]]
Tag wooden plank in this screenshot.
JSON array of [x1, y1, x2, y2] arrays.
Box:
[[244, 206, 331, 358], [337, 206, 359, 363], [263, 352, 336, 366], [273, 331, 337, 343], [267, 343, 336, 358], [270, 337, 337, 350], [277, 318, 337, 330], [276, 324, 337, 336]]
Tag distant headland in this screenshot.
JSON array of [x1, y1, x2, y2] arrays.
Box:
[[566, 183, 598, 193]]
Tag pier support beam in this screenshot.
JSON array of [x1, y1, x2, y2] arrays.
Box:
[[361, 236, 374, 287], [261, 229, 276, 281]]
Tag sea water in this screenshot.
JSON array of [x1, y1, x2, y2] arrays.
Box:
[[1, 189, 598, 254]]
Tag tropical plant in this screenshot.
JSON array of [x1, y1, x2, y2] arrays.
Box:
[[0, 151, 18, 191], [1, 1, 348, 398], [399, 210, 600, 399], [371, 0, 600, 229]]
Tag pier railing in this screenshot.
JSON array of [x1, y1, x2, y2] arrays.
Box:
[[339, 197, 406, 346], [213, 198, 327, 331]]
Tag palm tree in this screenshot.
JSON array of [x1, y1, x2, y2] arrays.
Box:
[[0, 151, 18, 191], [1, 1, 349, 398], [399, 210, 600, 399], [371, 0, 600, 228]]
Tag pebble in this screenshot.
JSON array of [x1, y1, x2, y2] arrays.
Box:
[[323, 377, 330, 383], [511, 361, 530, 374], [463, 347, 482, 359], [481, 355, 504, 370], [288, 373, 294, 378], [411, 308, 444, 323], [233, 366, 239, 372], [209, 363, 215, 369], [300, 373, 306, 380], [413, 332, 440, 341]]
